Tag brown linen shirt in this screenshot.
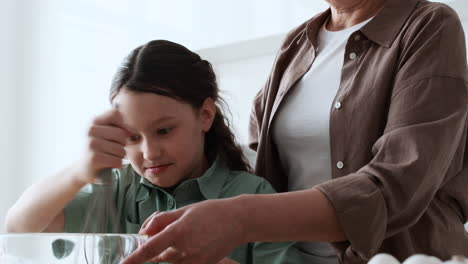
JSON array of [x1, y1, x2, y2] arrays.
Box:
[[248, 0, 468, 263]]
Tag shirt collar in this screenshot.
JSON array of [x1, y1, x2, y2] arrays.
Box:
[[305, 0, 419, 48], [360, 0, 419, 47], [138, 156, 228, 200], [195, 157, 228, 200]]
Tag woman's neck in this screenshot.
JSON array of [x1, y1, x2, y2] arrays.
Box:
[[326, 0, 385, 31]]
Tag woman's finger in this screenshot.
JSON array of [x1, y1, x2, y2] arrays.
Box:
[[149, 247, 186, 263], [141, 210, 182, 236], [122, 227, 177, 264], [139, 211, 162, 234], [216, 258, 240, 264]]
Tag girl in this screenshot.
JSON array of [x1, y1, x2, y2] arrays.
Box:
[[5, 40, 303, 264]]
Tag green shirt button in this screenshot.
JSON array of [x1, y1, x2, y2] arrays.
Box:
[[168, 199, 174, 208]]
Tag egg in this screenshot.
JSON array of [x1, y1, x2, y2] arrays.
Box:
[[368, 253, 401, 264], [427, 256, 443, 264], [442, 255, 468, 264], [402, 254, 442, 264]]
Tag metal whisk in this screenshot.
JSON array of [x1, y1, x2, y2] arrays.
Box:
[[82, 169, 121, 234]]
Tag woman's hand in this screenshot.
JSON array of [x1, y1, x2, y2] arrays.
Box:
[[74, 109, 129, 184], [217, 258, 240, 264], [122, 198, 246, 264]]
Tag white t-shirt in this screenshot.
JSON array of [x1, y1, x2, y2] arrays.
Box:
[[272, 17, 373, 260]]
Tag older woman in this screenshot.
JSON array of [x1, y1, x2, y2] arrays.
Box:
[[123, 0, 468, 263]]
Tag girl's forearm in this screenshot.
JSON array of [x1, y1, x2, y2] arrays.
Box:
[[5, 164, 86, 233], [235, 188, 346, 243]]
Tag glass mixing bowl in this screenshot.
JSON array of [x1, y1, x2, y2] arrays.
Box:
[[0, 233, 148, 264]]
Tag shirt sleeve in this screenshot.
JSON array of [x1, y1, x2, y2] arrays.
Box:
[[317, 5, 468, 259], [64, 184, 93, 233], [251, 241, 304, 264]]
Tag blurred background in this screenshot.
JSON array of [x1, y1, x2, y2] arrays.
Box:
[[0, 0, 467, 231]]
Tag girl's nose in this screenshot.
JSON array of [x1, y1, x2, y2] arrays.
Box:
[[141, 139, 162, 161]]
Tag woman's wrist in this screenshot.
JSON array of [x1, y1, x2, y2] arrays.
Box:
[[228, 194, 257, 244]]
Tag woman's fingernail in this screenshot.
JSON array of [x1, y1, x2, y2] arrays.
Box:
[[139, 215, 157, 235], [138, 227, 147, 235]]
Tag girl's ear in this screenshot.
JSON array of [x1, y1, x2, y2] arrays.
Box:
[[199, 97, 217, 132]]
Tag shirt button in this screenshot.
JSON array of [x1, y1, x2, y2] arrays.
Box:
[[168, 199, 174, 208], [354, 34, 361, 41], [336, 161, 344, 169], [334, 102, 342, 109], [349, 52, 357, 60]]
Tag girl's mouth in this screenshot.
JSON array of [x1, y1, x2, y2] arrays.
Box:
[[145, 164, 172, 174]]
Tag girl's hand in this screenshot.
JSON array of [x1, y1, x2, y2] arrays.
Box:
[[74, 109, 129, 185], [122, 198, 246, 264]]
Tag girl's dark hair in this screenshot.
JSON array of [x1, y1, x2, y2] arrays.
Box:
[[110, 40, 251, 172]]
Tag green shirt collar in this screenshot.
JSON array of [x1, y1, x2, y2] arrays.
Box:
[[195, 157, 227, 200], [137, 157, 228, 200]]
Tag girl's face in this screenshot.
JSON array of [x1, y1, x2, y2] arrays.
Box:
[[113, 89, 216, 188]]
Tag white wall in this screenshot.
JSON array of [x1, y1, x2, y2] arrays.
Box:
[[198, 35, 285, 145], [0, 1, 19, 232]]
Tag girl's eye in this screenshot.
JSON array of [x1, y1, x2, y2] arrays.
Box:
[[128, 135, 141, 142], [157, 127, 172, 135]]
